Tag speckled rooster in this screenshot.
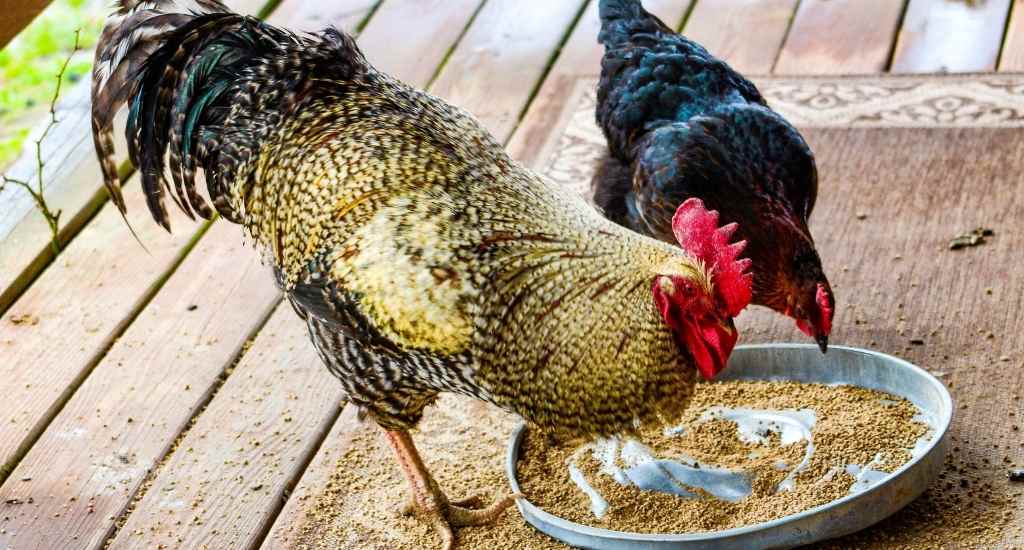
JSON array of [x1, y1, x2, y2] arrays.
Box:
[[593, 0, 835, 351], [91, 1, 752, 547]]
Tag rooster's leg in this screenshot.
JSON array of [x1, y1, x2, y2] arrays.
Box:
[[383, 428, 520, 549]]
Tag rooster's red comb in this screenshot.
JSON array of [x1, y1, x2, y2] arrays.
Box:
[[671, 198, 753, 317]]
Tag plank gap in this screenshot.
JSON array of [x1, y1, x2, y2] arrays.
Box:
[[882, 0, 914, 72], [994, 0, 1017, 71], [424, 0, 489, 90], [675, 0, 699, 33], [0, 217, 213, 485], [353, 0, 384, 33], [244, 402, 346, 550], [99, 290, 283, 549], [770, 0, 804, 73], [511, 0, 592, 140]]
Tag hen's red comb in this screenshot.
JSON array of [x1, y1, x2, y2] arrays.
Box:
[[671, 198, 753, 317]]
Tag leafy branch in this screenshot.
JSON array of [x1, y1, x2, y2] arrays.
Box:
[[0, 29, 81, 256]]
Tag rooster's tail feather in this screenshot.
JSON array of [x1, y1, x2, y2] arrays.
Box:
[[92, 2, 367, 230], [92, 0, 231, 225]]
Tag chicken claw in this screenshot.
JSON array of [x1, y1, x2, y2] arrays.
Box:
[[384, 429, 521, 549]]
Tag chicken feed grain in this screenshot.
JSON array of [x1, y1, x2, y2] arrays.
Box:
[[516, 380, 930, 533]]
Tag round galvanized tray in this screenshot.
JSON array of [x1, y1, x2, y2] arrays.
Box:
[[506, 344, 953, 550]]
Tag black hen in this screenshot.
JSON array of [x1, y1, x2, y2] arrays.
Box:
[[593, 0, 835, 352]]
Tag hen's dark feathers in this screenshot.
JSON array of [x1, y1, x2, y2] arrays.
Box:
[[597, 0, 765, 160]]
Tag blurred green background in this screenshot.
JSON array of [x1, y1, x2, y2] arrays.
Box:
[[0, 0, 104, 172]]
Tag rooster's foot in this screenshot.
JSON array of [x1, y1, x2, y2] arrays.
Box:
[[402, 490, 520, 549], [383, 428, 520, 549]]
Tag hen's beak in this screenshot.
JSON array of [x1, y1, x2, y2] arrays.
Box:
[[796, 317, 829, 354], [815, 334, 829, 354]]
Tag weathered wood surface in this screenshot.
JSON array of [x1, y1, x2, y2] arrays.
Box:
[[106, 304, 341, 550], [259, 404, 365, 549], [774, 0, 907, 74], [891, 0, 1012, 73], [0, 181, 194, 483], [358, 0, 483, 88], [685, 0, 798, 74], [0, 0, 51, 49], [0, 221, 279, 550], [428, 0, 588, 140], [0, 0, 271, 490], [267, 0, 378, 32]]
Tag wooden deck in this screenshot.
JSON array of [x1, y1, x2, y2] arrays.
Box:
[[1, 1, 1023, 548]]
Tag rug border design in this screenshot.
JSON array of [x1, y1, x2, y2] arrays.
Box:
[[564, 74, 1024, 129]]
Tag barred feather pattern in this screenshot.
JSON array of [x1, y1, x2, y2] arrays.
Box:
[[91, 0, 230, 217], [93, 9, 724, 435], [253, 71, 709, 434]]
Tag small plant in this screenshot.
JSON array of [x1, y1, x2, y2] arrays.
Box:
[[0, 30, 80, 255]]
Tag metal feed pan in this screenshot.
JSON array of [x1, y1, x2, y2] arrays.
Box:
[[506, 344, 953, 550]]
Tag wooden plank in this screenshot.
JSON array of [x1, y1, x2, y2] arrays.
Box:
[[891, 0, 1012, 73], [106, 305, 343, 550], [684, 0, 799, 75], [506, 0, 692, 166], [999, 0, 1024, 71], [0, 181, 194, 483], [258, 404, 364, 550], [358, 0, 483, 88], [0, 0, 269, 315], [428, 0, 588, 141], [0, 0, 51, 49], [0, 221, 280, 550], [266, 0, 378, 32], [774, 0, 906, 74]]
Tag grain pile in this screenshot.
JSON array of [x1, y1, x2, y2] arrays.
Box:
[[517, 380, 929, 533]]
